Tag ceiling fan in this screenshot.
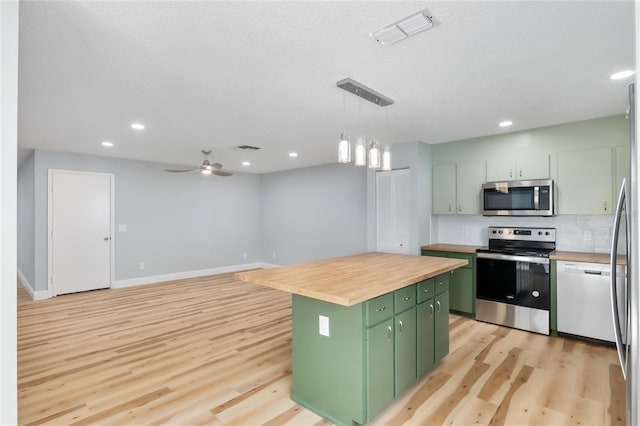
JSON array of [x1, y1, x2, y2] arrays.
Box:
[[165, 150, 233, 177]]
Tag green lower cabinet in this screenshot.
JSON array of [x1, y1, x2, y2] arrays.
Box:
[[394, 306, 417, 397], [449, 267, 474, 314], [422, 250, 476, 316], [366, 319, 394, 419], [417, 300, 435, 377], [435, 291, 450, 363], [291, 279, 450, 426]]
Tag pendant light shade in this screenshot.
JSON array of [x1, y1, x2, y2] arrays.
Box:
[[382, 145, 392, 171], [355, 136, 367, 166], [368, 139, 381, 169], [338, 132, 351, 163]]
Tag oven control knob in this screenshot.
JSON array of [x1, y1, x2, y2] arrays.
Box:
[[545, 231, 550, 236], [532, 290, 540, 298], [492, 230, 497, 234], [538, 231, 543, 235], [498, 230, 503, 234]]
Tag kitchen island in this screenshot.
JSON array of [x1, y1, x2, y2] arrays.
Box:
[[234, 252, 467, 425]]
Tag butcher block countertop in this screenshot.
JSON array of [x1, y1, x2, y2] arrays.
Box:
[[420, 244, 482, 254], [551, 251, 626, 265], [234, 252, 468, 307]]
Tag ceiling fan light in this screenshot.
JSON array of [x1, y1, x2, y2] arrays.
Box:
[[201, 168, 212, 175]]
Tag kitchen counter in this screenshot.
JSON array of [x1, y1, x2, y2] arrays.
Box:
[[420, 243, 482, 254], [235, 251, 468, 425], [234, 252, 467, 306], [551, 251, 626, 265]]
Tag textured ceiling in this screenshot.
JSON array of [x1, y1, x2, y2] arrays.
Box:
[[18, 1, 635, 173]]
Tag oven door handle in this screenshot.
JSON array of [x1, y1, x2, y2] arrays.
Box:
[[476, 252, 549, 264]]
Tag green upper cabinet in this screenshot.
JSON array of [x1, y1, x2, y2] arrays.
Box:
[[432, 164, 456, 214], [616, 144, 630, 196], [558, 147, 613, 214], [486, 152, 550, 182], [432, 161, 485, 215]]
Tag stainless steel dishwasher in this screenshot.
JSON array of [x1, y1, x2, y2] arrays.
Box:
[[556, 260, 626, 342]]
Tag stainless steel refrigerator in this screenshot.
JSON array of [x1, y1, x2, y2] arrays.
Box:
[[611, 82, 639, 426]]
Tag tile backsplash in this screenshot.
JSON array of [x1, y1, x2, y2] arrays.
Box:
[[431, 214, 614, 253]]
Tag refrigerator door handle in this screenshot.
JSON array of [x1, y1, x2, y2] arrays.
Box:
[[611, 178, 627, 380]]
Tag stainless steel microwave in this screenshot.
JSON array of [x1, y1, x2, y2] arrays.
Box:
[[482, 179, 554, 216]]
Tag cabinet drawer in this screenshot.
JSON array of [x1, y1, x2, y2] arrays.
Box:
[[365, 293, 394, 326], [417, 278, 435, 304], [434, 273, 449, 295], [394, 285, 416, 313], [447, 252, 474, 269]]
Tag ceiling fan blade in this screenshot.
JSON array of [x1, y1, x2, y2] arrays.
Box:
[[165, 169, 199, 173], [212, 170, 233, 177], [211, 162, 223, 170]]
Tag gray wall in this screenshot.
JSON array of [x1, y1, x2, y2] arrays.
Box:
[[17, 151, 35, 287], [30, 149, 262, 291], [260, 163, 367, 265]]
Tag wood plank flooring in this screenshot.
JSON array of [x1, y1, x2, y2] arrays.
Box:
[[17, 273, 626, 425]]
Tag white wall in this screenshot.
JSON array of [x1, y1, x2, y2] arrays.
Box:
[[1, 0, 19, 423], [17, 150, 35, 288], [28, 149, 262, 291], [260, 163, 367, 265]]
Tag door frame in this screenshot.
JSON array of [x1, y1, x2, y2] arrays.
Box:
[[47, 169, 115, 296]]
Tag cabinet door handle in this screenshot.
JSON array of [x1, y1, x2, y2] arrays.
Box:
[[430, 304, 434, 316], [388, 325, 393, 340], [436, 301, 441, 312], [439, 281, 445, 287], [376, 306, 386, 312], [519, 169, 523, 178], [424, 287, 431, 294], [403, 295, 411, 301], [448, 204, 452, 212], [399, 320, 404, 334], [604, 200, 608, 212], [458, 204, 462, 212], [509, 169, 513, 179]]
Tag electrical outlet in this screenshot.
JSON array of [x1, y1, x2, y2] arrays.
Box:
[[319, 315, 329, 337], [242, 252, 247, 259], [583, 230, 592, 241], [139, 262, 145, 270]]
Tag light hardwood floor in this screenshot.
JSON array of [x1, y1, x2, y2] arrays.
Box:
[[18, 273, 625, 425]]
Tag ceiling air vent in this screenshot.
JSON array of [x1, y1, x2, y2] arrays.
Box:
[[234, 145, 261, 151]]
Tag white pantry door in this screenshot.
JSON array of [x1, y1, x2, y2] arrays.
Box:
[[376, 168, 410, 254], [49, 170, 113, 296]]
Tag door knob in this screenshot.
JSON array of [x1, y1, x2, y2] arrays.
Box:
[[104, 237, 111, 241]]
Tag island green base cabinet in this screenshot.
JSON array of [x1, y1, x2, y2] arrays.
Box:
[[291, 274, 451, 426], [421, 251, 475, 317]]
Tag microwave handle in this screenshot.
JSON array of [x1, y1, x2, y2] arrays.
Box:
[[534, 186, 539, 210]]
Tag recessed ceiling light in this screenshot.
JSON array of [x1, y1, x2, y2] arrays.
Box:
[[242, 161, 251, 166], [101, 141, 114, 147], [499, 121, 513, 128], [610, 70, 635, 80], [289, 152, 298, 158], [131, 123, 145, 130]]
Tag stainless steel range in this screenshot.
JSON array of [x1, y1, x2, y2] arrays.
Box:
[[475, 226, 556, 335]]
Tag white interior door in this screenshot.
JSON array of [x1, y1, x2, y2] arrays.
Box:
[[376, 169, 410, 254], [49, 170, 113, 296]]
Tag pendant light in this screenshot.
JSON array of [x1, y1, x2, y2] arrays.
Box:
[[382, 145, 392, 171], [368, 139, 381, 169], [338, 132, 351, 163], [335, 78, 394, 169], [355, 136, 367, 166], [338, 91, 351, 163]]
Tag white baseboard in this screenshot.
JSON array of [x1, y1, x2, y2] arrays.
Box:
[[17, 268, 51, 300], [112, 262, 277, 289]]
